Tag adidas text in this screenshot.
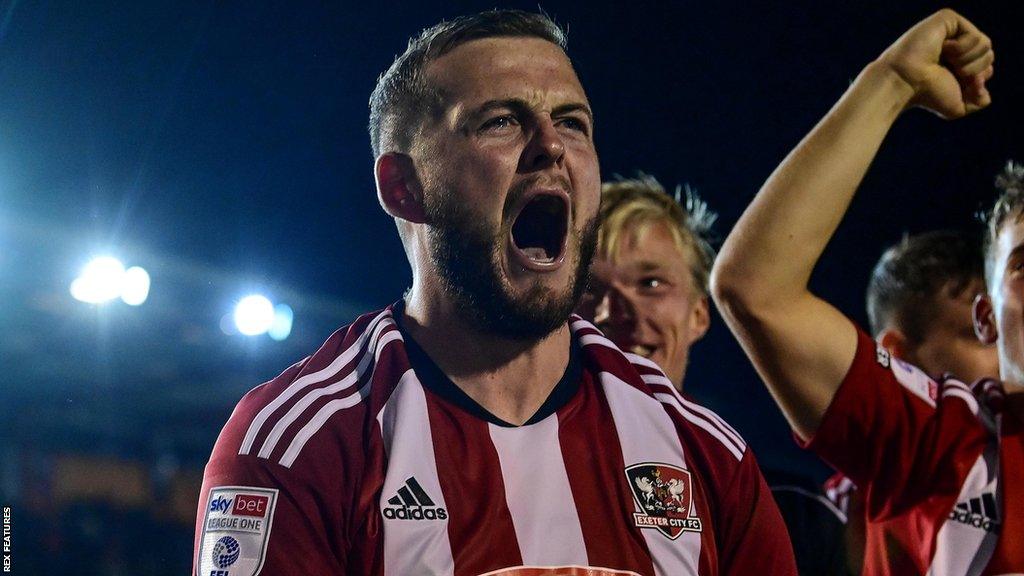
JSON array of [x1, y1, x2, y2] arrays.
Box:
[[949, 494, 1000, 533], [383, 506, 448, 521]]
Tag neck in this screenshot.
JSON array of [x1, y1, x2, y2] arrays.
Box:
[[401, 283, 571, 425]]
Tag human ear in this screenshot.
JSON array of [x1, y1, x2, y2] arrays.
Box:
[[374, 152, 426, 223], [973, 294, 998, 345]]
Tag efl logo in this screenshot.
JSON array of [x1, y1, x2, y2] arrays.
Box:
[[233, 494, 270, 517]]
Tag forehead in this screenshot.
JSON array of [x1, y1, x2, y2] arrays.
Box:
[[425, 36, 588, 111], [994, 217, 1024, 266], [598, 221, 691, 273]]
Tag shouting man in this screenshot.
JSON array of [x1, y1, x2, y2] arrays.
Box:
[[193, 10, 795, 576]]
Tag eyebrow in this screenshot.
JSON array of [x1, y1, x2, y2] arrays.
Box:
[[471, 98, 594, 124], [634, 261, 665, 273]]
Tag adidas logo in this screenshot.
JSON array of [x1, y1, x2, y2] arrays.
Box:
[[382, 477, 448, 521], [948, 493, 1000, 533]]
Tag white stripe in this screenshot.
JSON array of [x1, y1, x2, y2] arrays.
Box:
[[600, 372, 700, 576], [256, 320, 392, 458], [572, 320, 663, 372], [640, 373, 674, 388], [944, 379, 971, 393], [239, 310, 391, 455], [642, 377, 745, 456], [377, 369, 455, 576], [677, 397, 746, 452], [941, 387, 980, 415], [624, 352, 661, 371], [927, 454, 997, 576], [488, 415, 588, 566], [278, 379, 374, 468], [576, 329, 666, 374], [278, 331, 402, 467], [570, 318, 595, 332], [654, 393, 744, 461], [579, 333, 618, 349]]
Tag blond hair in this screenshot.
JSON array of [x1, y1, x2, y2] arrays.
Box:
[[983, 160, 1024, 287], [598, 173, 717, 295]]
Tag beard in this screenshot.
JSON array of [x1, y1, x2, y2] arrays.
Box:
[[423, 183, 598, 341]]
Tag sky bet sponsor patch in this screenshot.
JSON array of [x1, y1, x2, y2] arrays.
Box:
[[197, 486, 277, 576]]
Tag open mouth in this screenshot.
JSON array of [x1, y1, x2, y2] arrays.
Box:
[[509, 190, 569, 271], [627, 344, 655, 358]]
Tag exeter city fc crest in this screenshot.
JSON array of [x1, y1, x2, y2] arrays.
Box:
[[625, 463, 703, 539]]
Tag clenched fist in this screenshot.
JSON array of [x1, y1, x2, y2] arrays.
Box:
[[877, 9, 994, 119]]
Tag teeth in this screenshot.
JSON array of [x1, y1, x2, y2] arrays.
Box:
[[629, 345, 654, 358], [521, 247, 554, 262]]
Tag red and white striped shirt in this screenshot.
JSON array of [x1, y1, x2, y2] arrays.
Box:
[[806, 328, 1024, 575], [194, 305, 796, 576]]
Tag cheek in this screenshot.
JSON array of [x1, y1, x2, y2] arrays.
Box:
[[567, 153, 600, 211], [651, 295, 691, 337]]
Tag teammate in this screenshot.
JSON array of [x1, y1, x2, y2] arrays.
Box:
[[867, 230, 998, 384], [830, 230, 1000, 574], [193, 10, 796, 576], [712, 8, 1022, 575], [576, 176, 848, 575], [576, 175, 715, 392]]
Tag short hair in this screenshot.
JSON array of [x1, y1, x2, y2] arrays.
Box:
[[983, 160, 1024, 287], [597, 173, 718, 296], [866, 230, 984, 342], [368, 10, 567, 158]]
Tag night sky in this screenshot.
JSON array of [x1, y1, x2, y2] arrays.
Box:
[[2, 0, 1022, 479]]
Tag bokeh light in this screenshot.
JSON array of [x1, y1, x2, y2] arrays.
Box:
[[233, 294, 275, 336]]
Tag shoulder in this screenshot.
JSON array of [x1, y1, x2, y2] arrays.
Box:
[[571, 316, 748, 464], [211, 307, 406, 472], [843, 329, 997, 423]]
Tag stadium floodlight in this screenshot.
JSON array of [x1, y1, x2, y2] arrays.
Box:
[[234, 294, 275, 336], [70, 256, 127, 304], [120, 266, 151, 306], [268, 303, 294, 341]]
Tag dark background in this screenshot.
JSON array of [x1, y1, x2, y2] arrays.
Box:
[[1, 0, 1020, 572]]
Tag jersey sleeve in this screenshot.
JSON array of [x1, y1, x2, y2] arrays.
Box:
[[718, 450, 799, 576], [802, 327, 988, 521], [193, 366, 353, 576], [193, 452, 345, 576]]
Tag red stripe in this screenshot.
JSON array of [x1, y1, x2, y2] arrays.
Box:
[[425, 390, 523, 575], [689, 456, 717, 575], [558, 372, 655, 575], [247, 326, 385, 459]]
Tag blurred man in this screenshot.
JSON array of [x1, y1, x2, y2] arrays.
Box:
[[867, 230, 999, 384], [193, 10, 795, 576], [713, 9, 1021, 575], [577, 176, 848, 575], [830, 230, 1001, 574], [577, 175, 715, 392]]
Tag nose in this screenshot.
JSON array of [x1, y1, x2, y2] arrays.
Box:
[[594, 285, 638, 329], [520, 117, 565, 171]]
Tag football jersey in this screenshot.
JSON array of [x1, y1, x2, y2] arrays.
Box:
[[193, 304, 797, 576], [805, 328, 1024, 575]]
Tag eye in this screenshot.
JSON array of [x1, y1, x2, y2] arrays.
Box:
[[640, 277, 663, 290], [479, 114, 518, 133], [556, 116, 589, 135]]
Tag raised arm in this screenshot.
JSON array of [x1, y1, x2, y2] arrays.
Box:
[[711, 9, 993, 440]]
